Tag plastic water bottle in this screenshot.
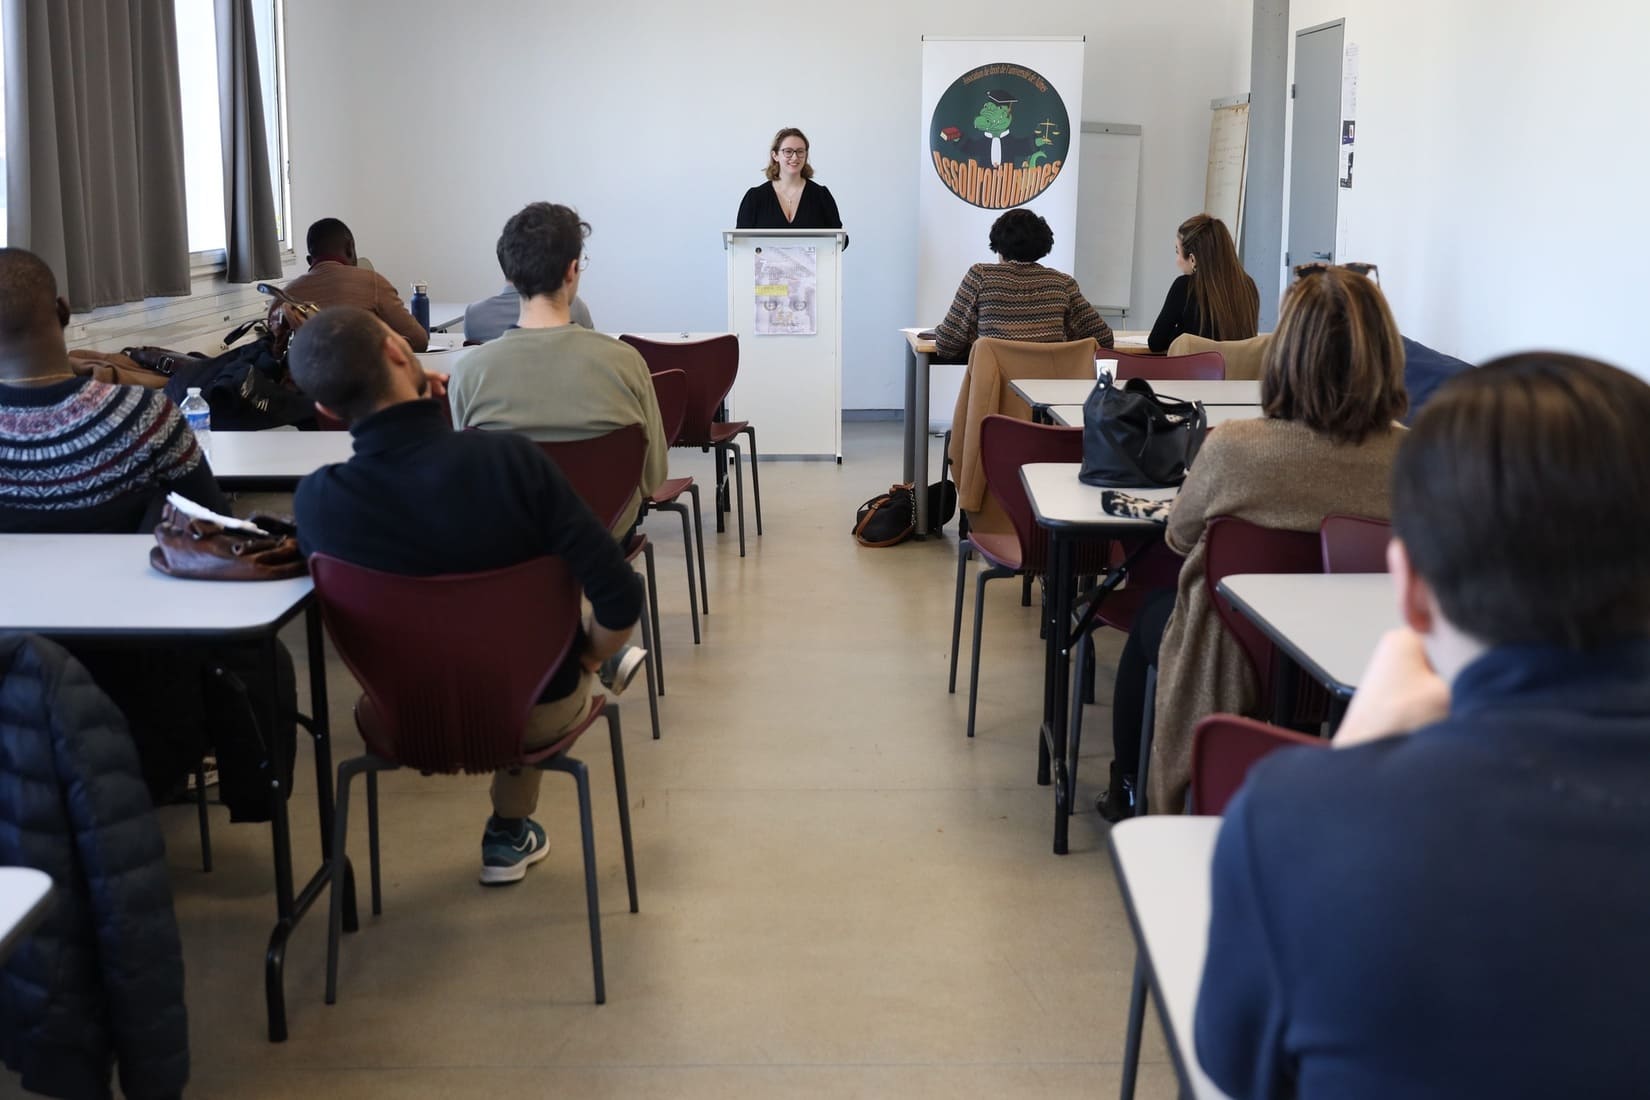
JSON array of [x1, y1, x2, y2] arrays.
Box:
[[180, 387, 211, 460], [410, 282, 431, 334]]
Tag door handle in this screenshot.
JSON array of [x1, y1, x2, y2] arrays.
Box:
[[1312, 251, 1333, 260]]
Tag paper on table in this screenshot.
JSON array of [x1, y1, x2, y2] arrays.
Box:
[[167, 493, 269, 536]]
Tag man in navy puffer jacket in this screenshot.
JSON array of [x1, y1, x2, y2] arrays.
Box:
[[0, 633, 188, 1099]]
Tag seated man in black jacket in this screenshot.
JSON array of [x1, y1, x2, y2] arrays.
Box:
[[288, 306, 646, 885]]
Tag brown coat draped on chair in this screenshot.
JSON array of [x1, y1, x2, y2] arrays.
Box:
[[1148, 418, 1405, 813], [947, 337, 1099, 534]]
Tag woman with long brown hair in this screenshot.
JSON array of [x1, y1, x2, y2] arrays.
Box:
[[1100, 265, 1409, 819], [1146, 213, 1259, 353]]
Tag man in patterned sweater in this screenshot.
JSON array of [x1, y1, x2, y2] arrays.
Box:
[[0, 249, 229, 532], [0, 248, 267, 811]]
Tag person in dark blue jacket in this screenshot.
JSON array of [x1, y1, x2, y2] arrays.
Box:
[[0, 634, 188, 1099], [1196, 351, 1650, 1099]]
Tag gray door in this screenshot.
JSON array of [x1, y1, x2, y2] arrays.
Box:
[[1287, 20, 1344, 272]]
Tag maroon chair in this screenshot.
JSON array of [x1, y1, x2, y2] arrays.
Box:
[[949, 415, 1112, 739], [1190, 713, 1328, 815], [1107, 348, 1226, 381], [1116, 712, 1327, 1091], [619, 334, 762, 557], [1204, 516, 1328, 725], [537, 425, 663, 740], [309, 554, 638, 1008], [1320, 514, 1392, 573], [642, 369, 706, 641]]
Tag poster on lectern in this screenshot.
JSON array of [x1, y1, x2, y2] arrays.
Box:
[[915, 36, 1086, 327]]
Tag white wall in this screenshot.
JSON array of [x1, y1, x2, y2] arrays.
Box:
[[1285, 0, 1648, 374], [283, 0, 1251, 408]]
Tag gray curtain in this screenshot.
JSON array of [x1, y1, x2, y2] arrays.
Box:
[[2, 0, 192, 310], [214, 0, 280, 282]]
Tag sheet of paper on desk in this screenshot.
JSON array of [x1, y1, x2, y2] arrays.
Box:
[[167, 493, 269, 535]]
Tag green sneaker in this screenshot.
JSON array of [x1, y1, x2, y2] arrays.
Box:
[[479, 816, 550, 885]]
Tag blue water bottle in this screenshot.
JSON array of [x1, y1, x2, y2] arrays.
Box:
[[410, 282, 430, 334]]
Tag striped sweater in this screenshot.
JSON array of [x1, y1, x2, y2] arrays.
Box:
[[0, 376, 228, 533], [934, 261, 1114, 360]]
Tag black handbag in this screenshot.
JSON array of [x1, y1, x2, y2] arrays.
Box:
[[1078, 376, 1208, 488]]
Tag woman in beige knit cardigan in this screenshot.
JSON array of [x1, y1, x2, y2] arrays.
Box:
[[1099, 266, 1411, 818]]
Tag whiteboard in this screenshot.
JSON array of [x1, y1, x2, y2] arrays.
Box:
[[1073, 123, 1142, 315], [1205, 101, 1250, 238]]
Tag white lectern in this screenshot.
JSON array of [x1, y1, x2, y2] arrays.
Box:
[[722, 228, 846, 460]]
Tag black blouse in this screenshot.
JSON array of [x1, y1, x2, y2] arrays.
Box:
[[735, 180, 847, 248]]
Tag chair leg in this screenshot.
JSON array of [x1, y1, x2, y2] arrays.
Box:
[[727, 444, 747, 557], [542, 754, 605, 1005], [948, 537, 974, 693], [1120, 952, 1150, 1098], [365, 770, 382, 916], [1021, 572, 1033, 607], [657, 501, 700, 643], [643, 541, 663, 694], [1068, 630, 1090, 814], [686, 483, 708, 613], [1135, 666, 1158, 818], [636, 582, 662, 739], [605, 708, 639, 914], [194, 762, 213, 873], [327, 756, 370, 1005], [966, 565, 1015, 739], [740, 424, 762, 536]]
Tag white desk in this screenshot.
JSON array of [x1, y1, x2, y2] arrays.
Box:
[[898, 329, 1156, 537], [1012, 378, 1262, 409], [0, 868, 53, 964], [209, 431, 354, 489], [0, 534, 333, 1042], [1217, 573, 1396, 698], [1046, 404, 1263, 430], [427, 302, 467, 333], [0, 535, 315, 637], [1019, 463, 1176, 854], [1108, 816, 1233, 1100], [1021, 463, 1176, 530]]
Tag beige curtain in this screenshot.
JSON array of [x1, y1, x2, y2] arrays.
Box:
[[215, 0, 280, 282], [2, 0, 192, 310]]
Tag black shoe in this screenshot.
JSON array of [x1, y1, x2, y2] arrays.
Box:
[[1097, 762, 1137, 823]]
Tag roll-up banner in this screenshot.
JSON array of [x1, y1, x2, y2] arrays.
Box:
[[917, 36, 1086, 428]]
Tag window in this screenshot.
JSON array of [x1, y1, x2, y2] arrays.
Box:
[[174, 0, 290, 261]]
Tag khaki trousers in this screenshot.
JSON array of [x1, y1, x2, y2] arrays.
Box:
[[490, 669, 598, 819]]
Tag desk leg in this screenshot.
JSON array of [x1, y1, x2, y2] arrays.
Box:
[[1034, 530, 1073, 853], [902, 344, 918, 484], [264, 611, 355, 1043], [1036, 531, 1060, 790], [1119, 952, 1149, 1099], [913, 351, 931, 538], [263, 635, 296, 1042]]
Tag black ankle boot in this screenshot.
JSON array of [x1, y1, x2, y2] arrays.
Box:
[[1097, 761, 1137, 823]]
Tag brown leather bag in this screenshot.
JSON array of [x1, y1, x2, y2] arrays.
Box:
[[258, 282, 320, 359], [150, 502, 307, 581]]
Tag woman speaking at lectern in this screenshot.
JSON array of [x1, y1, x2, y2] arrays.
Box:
[[736, 127, 846, 246]]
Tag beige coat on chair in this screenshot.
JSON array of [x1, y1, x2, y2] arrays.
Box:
[[947, 337, 1099, 535], [1148, 418, 1405, 813], [1168, 333, 1273, 380]]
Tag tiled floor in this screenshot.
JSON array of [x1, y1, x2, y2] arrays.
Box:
[[25, 423, 1179, 1098]]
